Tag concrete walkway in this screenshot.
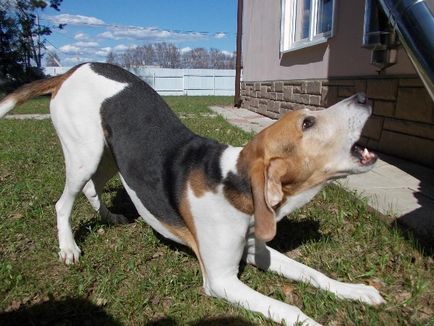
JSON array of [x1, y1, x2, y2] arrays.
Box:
[[209, 106, 434, 238]]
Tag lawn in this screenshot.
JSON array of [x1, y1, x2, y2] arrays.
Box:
[[0, 96, 432, 325], [5, 96, 51, 115]]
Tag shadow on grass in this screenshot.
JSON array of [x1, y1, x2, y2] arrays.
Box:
[[238, 217, 323, 274], [392, 219, 434, 257], [0, 300, 256, 326], [74, 186, 140, 245], [147, 317, 257, 325], [107, 185, 140, 221], [269, 218, 323, 252], [0, 298, 120, 326]]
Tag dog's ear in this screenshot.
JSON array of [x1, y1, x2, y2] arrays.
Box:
[[264, 158, 287, 208], [251, 159, 286, 242]]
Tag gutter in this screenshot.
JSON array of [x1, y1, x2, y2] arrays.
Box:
[[377, 0, 434, 100], [234, 0, 243, 107]]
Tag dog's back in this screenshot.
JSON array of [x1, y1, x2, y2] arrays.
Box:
[[92, 63, 227, 227]]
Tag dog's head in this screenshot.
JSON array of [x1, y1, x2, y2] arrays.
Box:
[[240, 93, 377, 241]]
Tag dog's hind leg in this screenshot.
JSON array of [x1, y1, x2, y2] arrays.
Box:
[[49, 63, 129, 264], [55, 139, 105, 265], [82, 149, 128, 225]]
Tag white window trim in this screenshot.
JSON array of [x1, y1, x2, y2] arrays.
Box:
[[280, 0, 336, 53]]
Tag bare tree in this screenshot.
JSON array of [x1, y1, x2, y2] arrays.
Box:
[[106, 51, 117, 64], [153, 43, 180, 68], [191, 48, 209, 68], [209, 48, 225, 69], [120, 49, 137, 69], [181, 48, 194, 68], [131, 45, 156, 66], [181, 47, 210, 68], [110, 43, 234, 70], [142, 44, 156, 66]]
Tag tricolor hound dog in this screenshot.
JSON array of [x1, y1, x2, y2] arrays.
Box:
[[0, 63, 383, 325]]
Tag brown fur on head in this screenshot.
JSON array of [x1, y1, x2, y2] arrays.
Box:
[[239, 109, 310, 242], [239, 95, 375, 242]]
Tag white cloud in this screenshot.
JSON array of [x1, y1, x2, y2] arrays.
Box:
[[98, 31, 117, 40], [222, 50, 234, 56], [180, 47, 192, 53], [113, 44, 130, 52], [59, 41, 104, 56], [98, 26, 205, 42], [74, 32, 90, 41], [63, 57, 94, 64], [59, 44, 82, 54], [95, 50, 110, 57], [47, 14, 105, 26], [75, 41, 99, 48], [214, 32, 227, 39], [92, 44, 136, 58], [95, 47, 111, 56]]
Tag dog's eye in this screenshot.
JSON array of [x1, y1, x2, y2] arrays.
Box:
[[302, 116, 316, 130]]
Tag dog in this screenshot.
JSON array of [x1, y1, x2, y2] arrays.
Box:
[[0, 63, 383, 325]]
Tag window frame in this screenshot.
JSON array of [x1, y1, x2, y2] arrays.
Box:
[[280, 0, 336, 53]]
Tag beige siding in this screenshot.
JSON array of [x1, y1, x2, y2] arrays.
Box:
[[242, 0, 416, 82]]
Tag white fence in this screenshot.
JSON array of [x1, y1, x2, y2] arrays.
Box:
[[44, 66, 235, 96]]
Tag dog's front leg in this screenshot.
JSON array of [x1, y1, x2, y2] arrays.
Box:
[[190, 200, 319, 324], [206, 275, 320, 325], [244, 238, 384, 305]]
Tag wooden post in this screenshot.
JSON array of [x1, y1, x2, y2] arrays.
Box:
[[234, 0, 243, 107]]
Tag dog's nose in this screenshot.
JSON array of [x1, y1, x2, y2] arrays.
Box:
[[356, 92, 367, 104]]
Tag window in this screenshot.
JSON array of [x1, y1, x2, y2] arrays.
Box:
[[281, 0, 335, 52]]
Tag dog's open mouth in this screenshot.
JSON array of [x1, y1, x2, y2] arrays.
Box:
[[351, 144, 377, 166]]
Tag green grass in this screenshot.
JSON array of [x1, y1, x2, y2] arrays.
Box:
[[0, 96, 433, 325], [7, 96, 51, 115], [5, 95, 234, 116]]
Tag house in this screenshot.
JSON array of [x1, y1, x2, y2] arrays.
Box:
[[237, 0, 434, 167]]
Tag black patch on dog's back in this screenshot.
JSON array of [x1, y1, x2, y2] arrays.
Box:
[[93, 63, 226, 227]]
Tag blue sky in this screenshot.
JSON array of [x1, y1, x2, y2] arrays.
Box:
[[41, 0, 237, 66]]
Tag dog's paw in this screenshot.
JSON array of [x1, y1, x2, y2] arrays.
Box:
[[59, 242, 81, 265], [282, 310, 322, 326], [297, 317, 322, 326], [333, 282, 385, 305]]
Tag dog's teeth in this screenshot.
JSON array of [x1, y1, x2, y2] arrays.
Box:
[[363, 148, 369, 156]]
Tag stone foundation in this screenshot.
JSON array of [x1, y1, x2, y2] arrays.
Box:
[[240, 77, 434, 167]]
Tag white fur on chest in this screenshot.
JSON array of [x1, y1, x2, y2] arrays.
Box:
[[219, 146, 322, 222], [220, 146, 242, 178], [188, 184, 251, 279], [275, 185, 322, 221]]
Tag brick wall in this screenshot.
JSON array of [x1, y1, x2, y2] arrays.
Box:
[[240, 78, 434, 167]]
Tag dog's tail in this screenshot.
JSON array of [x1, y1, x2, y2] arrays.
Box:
[[0, 76, 63, 118], [0, 65, 82, 119]]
